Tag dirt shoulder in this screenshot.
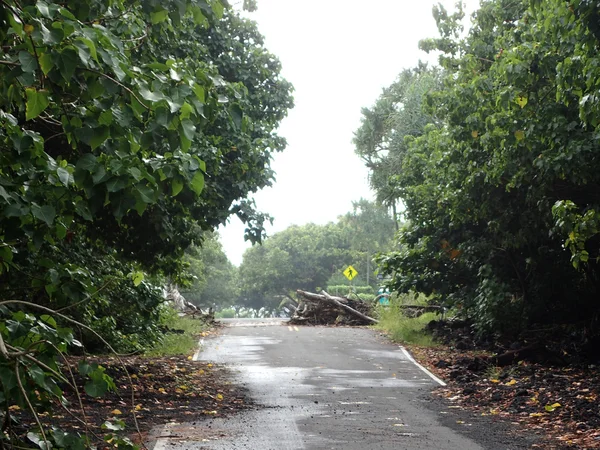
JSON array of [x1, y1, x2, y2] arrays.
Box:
[[405, 322, 600, 449]]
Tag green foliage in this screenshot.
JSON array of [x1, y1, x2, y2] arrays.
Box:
[[144, 306, 207, 356], [363, 0, 600, 336], [376, 306, 437, 347], [0, 0, 292, 446], [237, 199, 395, 314], [327, 285, 374, 296], [354, 65, 442, 213], [181, 232, 239, 309], [354, 293, 375, 303], [215, 308, 235, 318]]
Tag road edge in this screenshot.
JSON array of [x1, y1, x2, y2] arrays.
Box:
[[399, 345, 447, 386]]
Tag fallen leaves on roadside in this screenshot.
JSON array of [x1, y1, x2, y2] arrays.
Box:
[[9, 354, 254, 448], [407, 341, 600, 449]]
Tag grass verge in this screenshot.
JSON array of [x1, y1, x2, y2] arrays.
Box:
[[145, 308, 209, 357], [376, 305, 438, 347]]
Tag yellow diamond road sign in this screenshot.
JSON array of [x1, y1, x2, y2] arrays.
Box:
[[343, 265, 358, 281]]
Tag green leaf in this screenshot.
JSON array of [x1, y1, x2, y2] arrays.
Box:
[[0, 367, 17, 391], [190, 171, 204, 195], [98, 110, 113, 126], [92, 166, 108, 184], [76, 154, 97, 172], [131, 271, 144, 287], [172, 177, 184, 196], [3, 204, 27, 217], [180, 102, 194, 120], [57, 48, 78, 82], [84, 379, 108, 397], [0, 186, 11, 202], [212, 0, 225, 19], [180, 119, 196, 140], [27, 431, 52, 450], [151, 9, 169, 24], [77, 38, 99, 64], [57, 167, 70, 186], [36, 0, 57, 18], [180, 134, 191, 152], [136, 184, 155, 204], [41, 24, 64, 45], [25, 88, 50, 120], [31, 204, 56, 226], [38, 53, 54, 75], [106, 177, 127, 192], [102, 420, 125, 431], [90, 126, 110, 150], [128, 167, 143, 181], [19, 51, 38, 73], [78, 361, 93, 376], [139, 87, 165, 103], [230, 104, 243, 130], [193, 84, 205, 103], [516, 95, 528, 108]]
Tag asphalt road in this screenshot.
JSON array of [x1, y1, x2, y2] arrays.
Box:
[[150, 319, 535, 449]]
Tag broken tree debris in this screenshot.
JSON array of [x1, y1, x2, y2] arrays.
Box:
[[291, 290, 378, 325]]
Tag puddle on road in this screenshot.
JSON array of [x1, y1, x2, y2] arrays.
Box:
[[200, 335, 282, 364]]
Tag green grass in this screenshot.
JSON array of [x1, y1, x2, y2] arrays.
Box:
[[376, 306, 438, 347], [144, 310, 208, 357]]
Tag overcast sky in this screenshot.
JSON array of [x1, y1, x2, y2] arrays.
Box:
[[220, 0, 479, 265]]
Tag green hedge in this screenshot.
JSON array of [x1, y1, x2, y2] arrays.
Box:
[[327, 285, 374, 295]]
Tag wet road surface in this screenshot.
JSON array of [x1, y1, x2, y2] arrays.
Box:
[[149, 319, 532, 449]]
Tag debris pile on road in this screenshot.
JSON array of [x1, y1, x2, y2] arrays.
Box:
[[290, 290, 378, 326]]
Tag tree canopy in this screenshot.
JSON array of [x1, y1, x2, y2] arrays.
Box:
[[0, 0, 293, 447], [360, 0, 600, 335]]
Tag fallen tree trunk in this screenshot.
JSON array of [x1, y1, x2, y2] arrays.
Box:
[[292, 290, 378, 325]]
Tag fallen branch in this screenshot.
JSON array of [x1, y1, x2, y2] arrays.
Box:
[[295, 290, 378, 325]]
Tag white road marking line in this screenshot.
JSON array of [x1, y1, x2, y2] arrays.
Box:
[[288, 326, 293, 331], [400, 346, 446, 386], [192, 338, 204, 361], [151, 425, 170, 450], [293, 326, 299, 331]]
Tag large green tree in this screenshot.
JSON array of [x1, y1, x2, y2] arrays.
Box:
[[0, 1, 292, 446], [181, 232, 239, 309], [336, 198, 397, 286], [369, 0, 600, 335], [354, 64, 441, 221], [238, 223, 351, 313]]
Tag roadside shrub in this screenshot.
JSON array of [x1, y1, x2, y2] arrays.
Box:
[[328, 285, 374, 296], [377, 304, 438, 347], [216, 308, 236, 318]]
